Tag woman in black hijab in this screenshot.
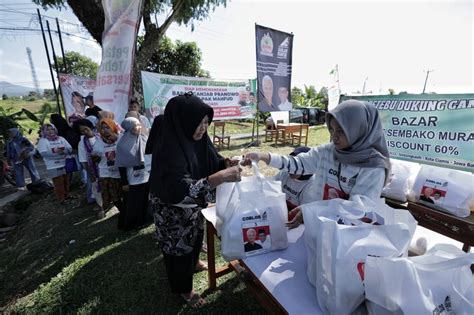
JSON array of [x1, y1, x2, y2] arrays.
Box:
[[149, 93, 241, 309]]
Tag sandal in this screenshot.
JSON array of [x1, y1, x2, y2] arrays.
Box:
[[182, 292, 206, 309], [194, 260, 208, 273]]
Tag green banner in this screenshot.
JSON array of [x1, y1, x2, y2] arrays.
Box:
[[141, 72, 257, 120], [341, 94, 474, 173]]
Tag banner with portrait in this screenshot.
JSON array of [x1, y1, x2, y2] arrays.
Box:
[[141, 71, 257, 120], [58, 73, 96, 124], [342, 94, 474, 173], [93, 0, 142, 123], [255, 24, 294, 112]]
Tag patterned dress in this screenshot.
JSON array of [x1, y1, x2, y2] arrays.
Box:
[[150, 178, 215, 256]]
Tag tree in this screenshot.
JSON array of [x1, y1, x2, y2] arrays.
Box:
[[2, 94, 8, 100], [292, 85, 327, 109], [43, 89, 55, 100], [291, 87, 305, 106], [141, 36, 210, 78], [35, 0, 227, 96], [54, 51, 99, 78]]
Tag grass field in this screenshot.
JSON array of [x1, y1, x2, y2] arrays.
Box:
[[0, 127, 330, 314], [0, 99, 54, 144]]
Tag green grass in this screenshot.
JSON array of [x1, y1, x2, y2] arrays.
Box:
[[0, 125, 330, 314], [0, 99, 45, 114], [0, 99, 52, 144]]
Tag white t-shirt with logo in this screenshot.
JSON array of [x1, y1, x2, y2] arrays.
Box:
[[37, 136, 72, 170], [273, 171, 314, 209], [92, 138, 120, 179], [269, 143, 385, 203], [78, 135, 97, 163], [125, 154, 151, 185]]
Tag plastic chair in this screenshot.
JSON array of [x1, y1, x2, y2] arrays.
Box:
[[212, 121, 230, 150]]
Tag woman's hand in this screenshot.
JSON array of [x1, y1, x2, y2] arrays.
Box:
[[286, 206, 304, 229], [242, 152, 270, 166], [224, 157, 241, 168], [208, 166, 242, 188]]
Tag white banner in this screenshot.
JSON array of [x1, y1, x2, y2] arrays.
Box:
[[58, 73, 96, 124], [327, 85, 340, 111], [141, 72, 257, 120], [94, 0, 142, 123]]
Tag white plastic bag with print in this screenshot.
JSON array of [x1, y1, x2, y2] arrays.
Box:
[[382, 159, 421, 202], [364, 244, 474, 315], [410, 165, 474, 217], [301, 196, 417, 315], [216, 162, 288, 261]]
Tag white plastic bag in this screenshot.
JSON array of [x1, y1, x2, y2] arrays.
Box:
[[410, 165, 474, 217], [301, 196, 417, 315], [216, 162, 288, 261], [365, 244, 474, 315], [92, 181, 102, 207], [382, 159, 420, 202]]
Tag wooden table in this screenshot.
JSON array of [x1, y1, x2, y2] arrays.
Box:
[[385, 198, 474, 253], [407, 202, 474, 252], [203, 205, 322, 314], [275, 123, 304, 145]]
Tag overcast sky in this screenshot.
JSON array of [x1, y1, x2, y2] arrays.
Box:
[[0, 0, 472, 95]]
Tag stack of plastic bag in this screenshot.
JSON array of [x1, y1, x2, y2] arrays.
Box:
[[302, 196, 417, 314], [409, 165, 474, 217], [364, 244, 474, 314], [382, 159, 420, 202]]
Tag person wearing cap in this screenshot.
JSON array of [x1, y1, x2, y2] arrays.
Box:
[[273, 146, 315, 212], [243, 99, 391, 229], [84, 94, 102, 118]]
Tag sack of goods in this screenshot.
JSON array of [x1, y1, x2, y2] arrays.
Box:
[[216, 162, 288, 261], [410, 165, 474, 217], [301, 196, 417, 315], [382, 159, 420, 202], [364, 244, 474, 315]]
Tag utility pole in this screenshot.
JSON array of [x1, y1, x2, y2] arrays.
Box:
[[422, 69, 434, 94]]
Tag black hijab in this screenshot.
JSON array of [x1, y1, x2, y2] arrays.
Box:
[[50, 113, 81, 149], [145, 114, 163, 154], [149, 94, 222, 204]]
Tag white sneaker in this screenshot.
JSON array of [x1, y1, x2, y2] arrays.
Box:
[[17, 186, 27, 191]]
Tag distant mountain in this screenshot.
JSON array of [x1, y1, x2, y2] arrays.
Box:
[[0, 81, 43, 97]]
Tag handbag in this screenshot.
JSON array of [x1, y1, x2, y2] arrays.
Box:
[[65, 156, 78, 173]]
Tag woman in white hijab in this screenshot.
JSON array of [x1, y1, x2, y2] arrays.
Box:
[[243, 99, 391, 228], [116, 117, 152, 231]]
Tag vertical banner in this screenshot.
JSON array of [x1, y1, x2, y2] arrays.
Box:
[[342, 94, 474, 173], [141, 72, 256, 120], [327, 85, 340, 111], [255, 24, 293, 112], [58, 73, 96, 124], [328, 65, 340, 111], [94, 0, 142, 123]]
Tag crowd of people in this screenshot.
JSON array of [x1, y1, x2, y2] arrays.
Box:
[[6, 95, 390, 309]]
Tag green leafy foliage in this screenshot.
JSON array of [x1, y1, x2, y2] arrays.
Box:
[[141, 36, 209, 77], [291, 86, 328, 109], [54, 51, 99, 78]]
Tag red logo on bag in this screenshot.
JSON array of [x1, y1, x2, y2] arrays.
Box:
[[357, 262, 365, 281]]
